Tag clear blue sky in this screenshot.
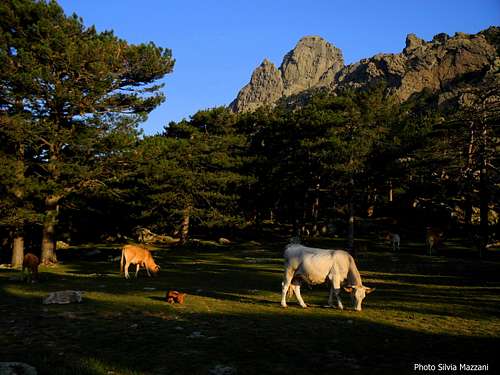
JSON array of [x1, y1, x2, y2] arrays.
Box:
[[58, 0, 499, 135]]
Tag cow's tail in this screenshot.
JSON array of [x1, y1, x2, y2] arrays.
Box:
[[120, 247, 125, 274]]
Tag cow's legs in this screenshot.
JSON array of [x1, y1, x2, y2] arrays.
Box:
[[329, 276, 344, 310], [291, 282, 307, 308], [135, 264, 140, 278], [124, 262, 130, 279], [328, 287, 334, 307], [145, 264, 151, 277], [333, 288, 343, 310], [281, 268, 294, 307], [327, 287, 343, 309]]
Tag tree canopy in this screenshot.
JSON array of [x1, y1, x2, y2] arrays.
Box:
[[0, 0, 174, 263]]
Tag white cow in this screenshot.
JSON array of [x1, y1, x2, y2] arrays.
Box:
[[281, 244, 375, 311]]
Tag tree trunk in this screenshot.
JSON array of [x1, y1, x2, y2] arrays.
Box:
[[41, 195, 60, 264], [254, 209, 262, 232], [464, 121, 475, 232], [464, 192, 473, 228], [11, 235, 24, 268], [1, 231, 10, 253], [388, 179, 393, 203], [347, 176, 355, 254], [180, 206, 191, 244], [10, 143, 25, 268], [479, 153, 488, 259], [312, 197, 320, 236], [311, 183, 320, 236]]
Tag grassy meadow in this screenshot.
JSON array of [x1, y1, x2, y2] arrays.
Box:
[[0, 235, 499, 375]]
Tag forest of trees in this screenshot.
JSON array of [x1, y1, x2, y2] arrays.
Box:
[[1, 0, 499, 266]]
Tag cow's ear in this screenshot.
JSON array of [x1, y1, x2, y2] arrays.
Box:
[[365, 287, 375, 294], [343, 286, 353, 293]]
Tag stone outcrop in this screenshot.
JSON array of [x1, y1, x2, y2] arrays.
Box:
[[280, 36, 344, 96], [43, 290, 83, 304], [0, 362, 37, 375], [337, 30, 497, 102], [230, 27, 499, 112], [230, 36, 343, 111], [230, 59, 283, 113], [134, 227, 179, 244]]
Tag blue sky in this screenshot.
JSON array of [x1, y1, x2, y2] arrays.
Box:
[[58, 0, 499, 135]]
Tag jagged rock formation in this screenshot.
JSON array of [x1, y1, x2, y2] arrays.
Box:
[[230, 36, 343, 112], [280, 36, 344, 96], [230, 27, 499, 112], [230, 59, 283, 113]]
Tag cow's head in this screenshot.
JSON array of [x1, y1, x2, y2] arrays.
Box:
[[343, 285, 375, 311], [150, 264, 160, 276]]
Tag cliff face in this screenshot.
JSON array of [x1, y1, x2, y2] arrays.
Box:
[[230, 36, 344, 111], [230, 27, 499, 112], [280, 36, 344, 96], [230, 59, 284, 113]]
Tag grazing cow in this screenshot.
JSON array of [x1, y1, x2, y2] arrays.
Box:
[[22, 253, 40, 283], [120, 244, 160, 279], [426, 228, 443, 255], [384, 232, 400, 252], [281, 244, 375, 311]]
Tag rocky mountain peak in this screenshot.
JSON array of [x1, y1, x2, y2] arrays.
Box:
[[404, 33, 425, 52], [230, 27, 499, 112], [260, 58, 274, 67], [280, 36, 344, 96], [229, 58, 283, 113], [229, 36, 344, 112]]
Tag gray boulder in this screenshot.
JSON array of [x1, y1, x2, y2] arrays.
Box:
[[0, 362, 37, 375]]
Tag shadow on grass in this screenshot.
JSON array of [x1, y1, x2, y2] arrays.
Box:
[[0, 284, 499, 375], [1, 242, 499, 374]]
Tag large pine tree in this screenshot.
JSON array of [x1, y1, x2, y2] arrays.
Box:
[[0, 0, 174, 263]]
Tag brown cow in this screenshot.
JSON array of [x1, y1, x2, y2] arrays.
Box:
[[22, 253, 40, 283], [166, 290, 186, 304], [426, 228, 444, 255], [120, 244, 160, 279]]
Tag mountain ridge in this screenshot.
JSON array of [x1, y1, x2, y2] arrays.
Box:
[[230, 27, 499, 112]]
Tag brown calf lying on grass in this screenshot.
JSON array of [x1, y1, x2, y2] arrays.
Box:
[[166, 290, 186, 304], [22, 253, 40, 283], [120, 244, 160, 279]]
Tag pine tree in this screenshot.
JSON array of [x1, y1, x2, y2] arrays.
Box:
[[136, 107, 249, 243], [0, 0, 174, 263]]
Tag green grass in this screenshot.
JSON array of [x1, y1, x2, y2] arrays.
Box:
[[1, 237, 499, 374]]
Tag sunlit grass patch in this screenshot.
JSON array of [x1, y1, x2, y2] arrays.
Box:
[[1, 239, 499, 374]]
